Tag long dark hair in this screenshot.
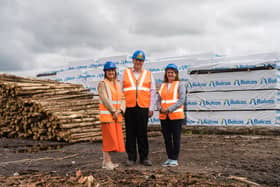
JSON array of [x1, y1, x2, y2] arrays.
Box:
[[104, 69, 117, 80], [163, 69, 180, 83]]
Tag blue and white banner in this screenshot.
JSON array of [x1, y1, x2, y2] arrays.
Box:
[[186, 110, 280, 126], [47, 53, 222, 94], [37, 53, 280, 126], [187, 69, 279, 92], [186, 90, 280, 110], [53, 55, 130, 92], [54, 56, 194, 93], [187, 52, 280, 72]]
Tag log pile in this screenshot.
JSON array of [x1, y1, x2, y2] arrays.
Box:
[[0, 74, 102, 142]]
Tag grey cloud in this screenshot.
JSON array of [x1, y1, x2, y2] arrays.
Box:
[[109, 0, 208, 37], [0, 43, 31, 71], [18, 1, 119, 51], [216, 0, 280, 29], [0, 0, 122, 72], [0, 0, 280, 74], [233, 1, 280, 25]]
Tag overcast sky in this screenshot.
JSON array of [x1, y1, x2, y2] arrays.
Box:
[[1, 0, 279, 76]]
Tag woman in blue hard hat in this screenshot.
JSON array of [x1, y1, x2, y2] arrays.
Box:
[[157, 63, 186, 167], [98, 61, 126, 170]]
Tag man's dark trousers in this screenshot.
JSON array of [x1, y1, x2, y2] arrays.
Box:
[[125, 105, 149, 162]]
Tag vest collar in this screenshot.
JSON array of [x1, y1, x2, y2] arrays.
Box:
[[131, 67, 144, 73]]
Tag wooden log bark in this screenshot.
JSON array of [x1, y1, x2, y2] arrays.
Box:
[[0, 74, 104, 142], [60, 122, 101, 129]]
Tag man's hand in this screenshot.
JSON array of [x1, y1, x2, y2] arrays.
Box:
[[148, 110, 154, 118]]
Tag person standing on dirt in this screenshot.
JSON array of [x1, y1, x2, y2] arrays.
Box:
[[157, 64, 186, 167], [98, 61, 126, 170], [120, 50, 156, 166]]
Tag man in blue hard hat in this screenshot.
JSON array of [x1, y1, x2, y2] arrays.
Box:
[[120, 50, 156, 166]]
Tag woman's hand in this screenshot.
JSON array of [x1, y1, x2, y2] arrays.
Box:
[[119, 109, 124, 116], [113, 111, 119, 121], [160, 108, 169, 114]]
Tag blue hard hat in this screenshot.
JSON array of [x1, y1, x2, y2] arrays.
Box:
[[165, 64, 178, 71], [132, 50, 145, 61], [103, 61, 116, 71]]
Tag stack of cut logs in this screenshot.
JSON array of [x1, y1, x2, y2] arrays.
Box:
[[0, 74, 102, 143]]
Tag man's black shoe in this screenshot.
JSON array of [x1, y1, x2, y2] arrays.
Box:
[[126, 160, 136, 166], [140, 159, 152, 166]]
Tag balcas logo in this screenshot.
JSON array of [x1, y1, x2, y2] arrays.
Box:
[[224, 99, 247, 106], [246, 119, 272, 125], [199, 100, 221, 106], [260, 77, 277, 84], [249, 98, 275, 105], [234, 80, 257, 86], [187, 101, 198, 106], [208, 80, 231, 87], [198, 119, 219, 125], [187, 82, 207, 88], [221, 119, 244, 125], [186, 120, 196, 124]]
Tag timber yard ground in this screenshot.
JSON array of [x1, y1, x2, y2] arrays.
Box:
[[0, 127, 280, 186]]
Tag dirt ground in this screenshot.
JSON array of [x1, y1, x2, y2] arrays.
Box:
[[0, 133, 279, 186]]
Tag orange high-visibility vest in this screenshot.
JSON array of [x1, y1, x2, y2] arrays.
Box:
[[99, 79, 123, 123], [159, 81, 184, 120], [123, 68, 151, 108]]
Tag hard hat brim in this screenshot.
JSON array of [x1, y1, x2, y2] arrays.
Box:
[[104, 68, 116, 71], [165, 68, 178, 71], [133, 57, 145, 61]]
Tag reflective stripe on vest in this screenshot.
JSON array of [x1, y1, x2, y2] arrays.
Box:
[[123, 68, 151, 108], [99, 79, 123, 123], [159, 81, 184, 120]]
